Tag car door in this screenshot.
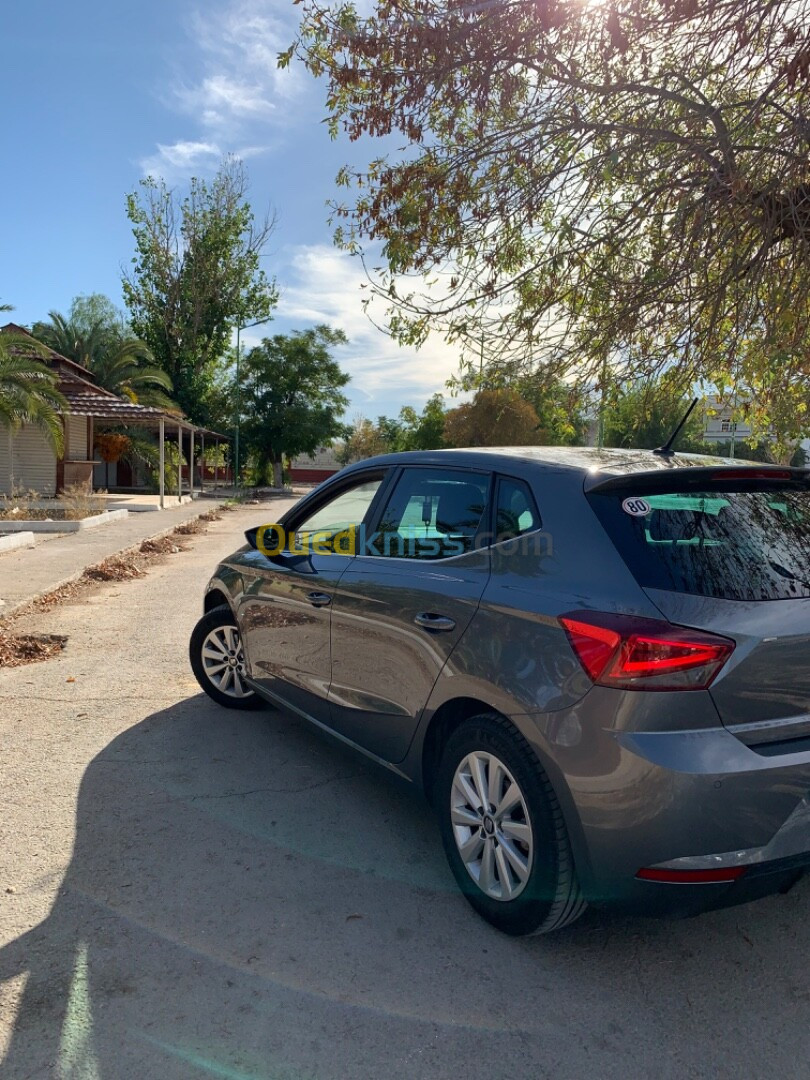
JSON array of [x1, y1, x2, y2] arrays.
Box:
[[238, 472, 387, 721], [327, 466, 492, 762]]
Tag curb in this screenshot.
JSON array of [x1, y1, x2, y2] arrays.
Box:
[[0, 532, 36, 554], [0, 509, 129, 533], [0, 502, 225, 624]]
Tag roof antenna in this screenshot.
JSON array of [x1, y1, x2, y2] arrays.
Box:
[[652, 397, 699, 457]]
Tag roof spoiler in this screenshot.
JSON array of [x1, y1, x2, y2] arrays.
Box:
[[584, 465, 810, 495]]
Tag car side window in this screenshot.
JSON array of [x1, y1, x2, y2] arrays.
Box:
[[495, 477, 540, 542], [294, 477, 383, 551], [369, 468, 490, 560]]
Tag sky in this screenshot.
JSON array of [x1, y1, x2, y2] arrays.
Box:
[[0, 0, 464, 420]]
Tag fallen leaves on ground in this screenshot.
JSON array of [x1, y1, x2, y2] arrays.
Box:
[[0, 632, 67, 668], [82, 557, 145, 582], [0, 511, 220, 665], [139, 536, 183, 555], [32, 581, 85, 611], [173, 520, 206, 536]]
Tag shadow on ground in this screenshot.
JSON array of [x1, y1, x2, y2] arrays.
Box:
[[2, 696, 810, 1078]]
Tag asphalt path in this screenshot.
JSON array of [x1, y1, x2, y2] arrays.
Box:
[[1, 503, 809, 1079]]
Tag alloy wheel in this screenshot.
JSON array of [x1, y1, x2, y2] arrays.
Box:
[[450, 751, 534, 901], [200, 624, 253, 699]]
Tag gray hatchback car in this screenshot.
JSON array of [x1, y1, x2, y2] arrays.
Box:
[[190, 447, 810, 935]]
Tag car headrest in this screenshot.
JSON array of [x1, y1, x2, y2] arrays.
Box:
[[435, 484, 485, 536]]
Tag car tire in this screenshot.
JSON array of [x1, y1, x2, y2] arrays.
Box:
[[436, 713, 586, 935], [189, 606, 264, 711]]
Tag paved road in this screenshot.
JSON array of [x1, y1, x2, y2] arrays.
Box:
[[0, 497, 226, 618], [1, 504, 809, 1079]]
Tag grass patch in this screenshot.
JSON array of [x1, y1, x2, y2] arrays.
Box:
[[0, 484, 107, 522]]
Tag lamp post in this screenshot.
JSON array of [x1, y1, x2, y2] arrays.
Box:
[[234, 317, 270, 491]]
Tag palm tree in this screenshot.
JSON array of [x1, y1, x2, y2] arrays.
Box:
[[34, 310, 177, 411], [89, 337, 176, 411], [0, 308, 67, 454]]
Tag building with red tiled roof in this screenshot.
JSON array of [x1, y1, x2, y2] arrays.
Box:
[[0, 325, 228, 502]]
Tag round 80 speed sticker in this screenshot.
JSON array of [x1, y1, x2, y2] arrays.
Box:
[[622, 497, 651, 517]]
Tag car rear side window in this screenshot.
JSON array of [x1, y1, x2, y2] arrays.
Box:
[[588, 487, 810, 601], [495, 477, 540, 542], [370, 467, 490, 559]]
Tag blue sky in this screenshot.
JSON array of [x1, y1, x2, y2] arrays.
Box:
[[1, 0, 462, 419]]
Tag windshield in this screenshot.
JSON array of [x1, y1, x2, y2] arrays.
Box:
[[589, 487, 810, 601]]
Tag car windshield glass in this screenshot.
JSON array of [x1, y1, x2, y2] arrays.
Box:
[[589, 487, 810, 601]]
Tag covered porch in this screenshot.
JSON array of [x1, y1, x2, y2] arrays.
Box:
[[58, 392, 231, 508]]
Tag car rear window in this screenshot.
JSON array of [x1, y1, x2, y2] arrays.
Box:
[[588, 487, 810, 601]]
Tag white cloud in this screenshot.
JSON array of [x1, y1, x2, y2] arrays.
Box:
[[139, 139, 221, 177], [141, 0, 308, 180], [274, 245, 465, 412]]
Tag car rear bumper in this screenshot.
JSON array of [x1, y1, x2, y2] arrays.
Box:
[[522, 688, 810, 918], [606, 854, 810, 919]]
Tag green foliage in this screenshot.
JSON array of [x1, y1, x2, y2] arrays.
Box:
[[197, 352, 239, 436], [513, 376, 589, 446], [241, 326, 350, 486], [398, 393, 448, 450], [200, 441, 227, 467], [337, 393, 449, 463], [0, 313, 67, 454], [602, 378, 709, 453], [293, 0, 810, 407], [122, 159, 277, 425], [452, 368, 588, 446], [89, 338, 175, 411], [336, 416, 391, 465], [160, 438, 185, 496], [710, 439, 808, 468], [68, 293, 128, 336], [34, 301, 177, 411], [443, 389, 543, 448]]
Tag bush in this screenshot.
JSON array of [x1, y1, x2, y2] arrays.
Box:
[[58, 484, 107, 521]]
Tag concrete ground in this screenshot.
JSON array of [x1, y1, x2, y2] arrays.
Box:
[[1, 503, 810, 1079], [0, 496, 226, 618]]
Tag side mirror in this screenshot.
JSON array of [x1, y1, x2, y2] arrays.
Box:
[[245, 524, 287, 554]]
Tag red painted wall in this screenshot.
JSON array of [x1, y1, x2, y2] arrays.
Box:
[[288, 468, 340, 484]]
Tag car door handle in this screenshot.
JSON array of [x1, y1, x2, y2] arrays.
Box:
[[414, 612, 456, 632], [307, 591, 332, 608]]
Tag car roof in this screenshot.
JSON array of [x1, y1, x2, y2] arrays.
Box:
[[341, 445, 771, 479]]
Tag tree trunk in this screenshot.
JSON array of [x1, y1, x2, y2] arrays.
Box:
[[272, 457, 284, 489]]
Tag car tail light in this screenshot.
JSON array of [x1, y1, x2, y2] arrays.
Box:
[[636, 866, 747, 884], [559, 611, 734, 691]]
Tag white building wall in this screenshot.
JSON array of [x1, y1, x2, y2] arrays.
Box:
[[65, 414, 87, 460], [0, 427, 11, 496], [2, 424, 58, 496], [290, 445, 342, 470]]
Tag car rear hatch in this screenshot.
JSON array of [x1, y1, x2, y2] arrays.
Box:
[[586, 465, 810, 749]]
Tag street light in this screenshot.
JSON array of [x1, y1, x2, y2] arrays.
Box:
[[234, 318, 270, 491]]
